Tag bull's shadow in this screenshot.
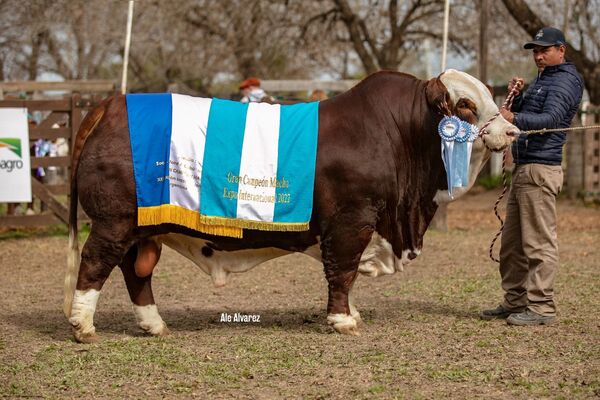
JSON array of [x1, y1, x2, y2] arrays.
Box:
[[8, 299, 477, 341]]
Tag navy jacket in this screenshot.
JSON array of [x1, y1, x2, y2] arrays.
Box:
[[510, 62, 584, 165]]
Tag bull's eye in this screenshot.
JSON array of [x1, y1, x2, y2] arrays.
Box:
[[457, 98, 478, 119]]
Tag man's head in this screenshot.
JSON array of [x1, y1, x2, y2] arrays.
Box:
[[524, 27, 566, 72]]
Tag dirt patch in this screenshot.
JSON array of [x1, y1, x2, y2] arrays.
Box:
[[1, 190, 599, 399]]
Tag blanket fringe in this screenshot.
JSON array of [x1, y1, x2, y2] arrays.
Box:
[[199, 215, 310, 232], [138, 205, 243, 238], [138, 205, 310, 237]]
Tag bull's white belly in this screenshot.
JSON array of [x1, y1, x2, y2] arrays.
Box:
[[155, 231, 418, 286], [155, 234, 321, 287]]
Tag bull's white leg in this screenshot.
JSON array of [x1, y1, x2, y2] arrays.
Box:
[[348, 291, 362, 324], [132, 304, 169, 336], [69, 289, 100, 343]]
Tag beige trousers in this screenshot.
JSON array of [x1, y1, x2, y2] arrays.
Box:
[[499, 163, 563, 316]]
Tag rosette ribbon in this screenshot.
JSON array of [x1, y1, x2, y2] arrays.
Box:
[[438, 116, 479, 198]]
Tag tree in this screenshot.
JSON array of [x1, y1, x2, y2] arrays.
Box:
[[302, 0, 475, 77]]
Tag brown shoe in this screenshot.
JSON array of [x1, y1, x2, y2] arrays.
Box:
[[479, 305, 523, 320]]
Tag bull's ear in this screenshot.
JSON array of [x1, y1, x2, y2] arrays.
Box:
[[426, 77, 451, 115]]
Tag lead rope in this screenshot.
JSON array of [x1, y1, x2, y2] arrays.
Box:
[[488, 149, 508, 263], [480, 87, 519, 263]]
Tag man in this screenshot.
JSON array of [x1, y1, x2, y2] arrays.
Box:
[[239, 76, 273, 103], [480, 27, 584, 326]]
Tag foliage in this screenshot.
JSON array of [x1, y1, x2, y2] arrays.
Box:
[[477, 172, 512, 190]]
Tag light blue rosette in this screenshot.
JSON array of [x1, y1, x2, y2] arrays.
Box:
[[438, 117, 478, 198]]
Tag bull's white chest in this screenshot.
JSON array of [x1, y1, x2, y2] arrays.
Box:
[[357, 232, 419, 277]]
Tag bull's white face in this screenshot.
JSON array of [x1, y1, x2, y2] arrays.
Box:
[[440, 69, 517, 151], [434, 69, 516, 203]]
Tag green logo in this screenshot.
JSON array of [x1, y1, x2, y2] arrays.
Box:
[[0, 138, 22, 158]]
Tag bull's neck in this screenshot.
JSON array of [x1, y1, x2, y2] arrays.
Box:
[[362, 79, 446, 254]]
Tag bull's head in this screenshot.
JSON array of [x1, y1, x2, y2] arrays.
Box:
[[426, 69, 517, 202]]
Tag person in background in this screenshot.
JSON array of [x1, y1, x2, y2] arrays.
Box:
[[480, 27, 584, 326], [308, 89, 328, 102], [239, 77, 273, 103]]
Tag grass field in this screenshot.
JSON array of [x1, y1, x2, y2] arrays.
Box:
[[1, 190, 598, 399]]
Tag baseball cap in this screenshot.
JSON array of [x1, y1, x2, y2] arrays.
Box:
[[523, 27, 566, 49]]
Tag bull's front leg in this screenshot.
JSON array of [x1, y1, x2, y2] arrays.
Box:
[[320, 214, 375, 336], [324, 265, 360, 335]]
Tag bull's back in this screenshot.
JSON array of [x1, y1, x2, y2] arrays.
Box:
[[76, 95, 137, 221]]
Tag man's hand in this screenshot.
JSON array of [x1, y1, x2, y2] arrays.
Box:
[[500, 107, 514, 123], [508, 77, 525, 95]]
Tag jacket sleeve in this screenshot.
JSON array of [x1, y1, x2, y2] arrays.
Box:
[[510, 93, 523, 112], [514, 74, 582, 131]]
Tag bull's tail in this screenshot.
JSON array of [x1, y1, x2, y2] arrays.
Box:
[[64, 179, 81, 318], [63, 103, 106, 318]]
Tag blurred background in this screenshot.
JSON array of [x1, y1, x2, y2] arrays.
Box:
[[0, 0, 597, 98]]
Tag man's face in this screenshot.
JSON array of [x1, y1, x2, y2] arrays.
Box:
[[532, 45, 565, 72]]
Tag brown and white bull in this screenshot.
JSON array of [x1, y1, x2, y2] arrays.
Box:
[[64, 69, 516, 343]]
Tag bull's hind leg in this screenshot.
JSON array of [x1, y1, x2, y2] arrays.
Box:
[[119, 241, 169, 337], [69, 227, 133, 343]]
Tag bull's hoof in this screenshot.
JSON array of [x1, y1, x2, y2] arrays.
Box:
[[72, 328, 99, 344], [351, 311, 363, 325], [327, 313, 360, 336], [139, 321, 170, 337], [133, 304, 169, 337], [69, 317, 98, 343]]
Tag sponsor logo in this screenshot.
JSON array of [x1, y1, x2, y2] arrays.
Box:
[[0, 137, 24, 172], [535, 30, 544, 39], [0, 138, 22, 157]]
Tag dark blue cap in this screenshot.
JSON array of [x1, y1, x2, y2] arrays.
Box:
[[524, 27, 566, 49]]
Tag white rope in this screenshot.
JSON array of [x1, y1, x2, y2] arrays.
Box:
[[121, 1, 135, 95], [517, 124, 600, 135], [440, 0, 450, 71]]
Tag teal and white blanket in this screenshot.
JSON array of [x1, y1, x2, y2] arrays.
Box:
[[126, 94, 319, 238]]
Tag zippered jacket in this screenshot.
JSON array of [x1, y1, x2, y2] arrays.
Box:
[[510, 62, 584, 165]]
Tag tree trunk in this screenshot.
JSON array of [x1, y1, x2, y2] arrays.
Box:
[[28, 31, 45, 80]]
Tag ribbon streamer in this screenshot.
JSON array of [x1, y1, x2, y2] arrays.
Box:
[[438, 117, 478, 198]]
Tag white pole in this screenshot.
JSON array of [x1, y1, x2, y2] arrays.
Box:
[[440, 0, 450, 72], [424, 39, 432, 78], [121, 0, 135, 94]]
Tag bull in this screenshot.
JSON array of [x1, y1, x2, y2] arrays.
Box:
[[64, 69, 516, 343]]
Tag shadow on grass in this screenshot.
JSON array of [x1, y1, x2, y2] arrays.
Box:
[[7, 298, 478, 342]]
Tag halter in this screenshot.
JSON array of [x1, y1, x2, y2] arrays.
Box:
[[478, 86, 520, 139]]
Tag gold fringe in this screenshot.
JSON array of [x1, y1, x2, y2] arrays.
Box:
[[137, 205, 311, 237], [198, 215, 310, 232], [138, 205, 243, 238]]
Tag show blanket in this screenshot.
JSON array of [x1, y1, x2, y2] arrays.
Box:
[[126, 94, 319, 238]]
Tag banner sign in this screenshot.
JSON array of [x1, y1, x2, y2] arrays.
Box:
[[0, 108, 32, 202]]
